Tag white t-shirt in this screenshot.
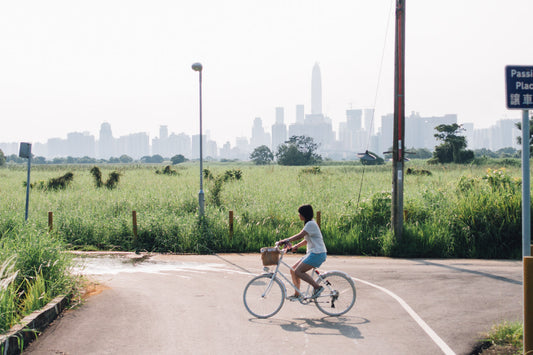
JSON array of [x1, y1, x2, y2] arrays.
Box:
[[302, 220, 327, 254]]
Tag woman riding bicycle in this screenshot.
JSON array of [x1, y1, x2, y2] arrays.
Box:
[[277, 204, 327, 300]]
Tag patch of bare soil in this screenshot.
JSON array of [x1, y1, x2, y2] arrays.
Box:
[[471, 341, 520, 354]]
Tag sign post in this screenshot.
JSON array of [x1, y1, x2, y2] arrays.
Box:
[[505, 65, 533, 257], [19, 142, 32, 221], [505, 65, 533, 353]]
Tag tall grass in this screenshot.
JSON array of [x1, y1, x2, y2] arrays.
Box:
[[0, 223, 74, 333], [0, 162, 527, 258]]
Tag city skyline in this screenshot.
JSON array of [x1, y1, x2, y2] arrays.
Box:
[[0, 1, 531, 147], [0, 110, 521, 162]]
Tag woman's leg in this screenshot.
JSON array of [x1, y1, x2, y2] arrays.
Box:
[[294, 262, 320, 290], [290, 258, 303, 295]]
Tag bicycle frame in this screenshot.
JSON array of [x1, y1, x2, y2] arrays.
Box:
[[263, 249, 319, 302]]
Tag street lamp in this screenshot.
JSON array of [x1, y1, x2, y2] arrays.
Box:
[[192, 62, 204, 216]]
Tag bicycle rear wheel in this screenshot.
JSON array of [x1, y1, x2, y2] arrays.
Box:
[[243, 274, 285, 318], [315, 271, 356, 316]]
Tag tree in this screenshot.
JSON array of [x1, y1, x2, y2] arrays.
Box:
[[33, 156, 47, 164], [275, 136, 322, 166], [171, 154, 187, 165], [140, 155, 164, 164], [250, 145, 274, 165], [431, 124, 474, 164], [119, 155, 133, 163], [408, 148, 432, 160], [0, 149, 5, 166]]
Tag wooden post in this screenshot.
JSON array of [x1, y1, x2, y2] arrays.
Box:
[[132, 211, 138, 243], [316, 211, 321, 228], [48, 211, 53, 232], [229, 210, 234, 238], [391, 0, 406, 242]]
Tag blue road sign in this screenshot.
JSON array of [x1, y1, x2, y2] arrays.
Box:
[[506, 65, 533, 109]]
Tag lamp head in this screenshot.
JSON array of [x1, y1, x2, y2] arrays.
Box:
[[191, 62, 203, 72]]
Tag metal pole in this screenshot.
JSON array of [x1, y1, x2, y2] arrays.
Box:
[[522, 109, 531, 257], [192, 62, 205, 216], [525, 257, 533, 353], [24, 154, 31, 221], [391, 0, 405, 241], [523, 110, 532, 354]]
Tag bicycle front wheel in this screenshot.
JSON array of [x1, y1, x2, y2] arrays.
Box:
[[315, 271, 356, 316], [243, 274, 285, 318]]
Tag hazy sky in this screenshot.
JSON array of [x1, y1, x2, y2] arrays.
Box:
[[0, 0, 531, 146]]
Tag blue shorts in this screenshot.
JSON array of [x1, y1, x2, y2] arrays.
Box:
[[302, 252, 327, 268]]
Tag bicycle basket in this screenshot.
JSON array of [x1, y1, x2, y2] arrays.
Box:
[[260, 247, 280, 266]]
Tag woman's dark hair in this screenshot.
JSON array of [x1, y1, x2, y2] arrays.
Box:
[[298, 204, 314, 224]]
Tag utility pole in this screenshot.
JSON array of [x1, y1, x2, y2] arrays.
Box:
[[392, 0, 406, 241]]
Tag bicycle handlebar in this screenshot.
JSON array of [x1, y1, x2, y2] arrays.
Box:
[[275, 240, 293, 253]]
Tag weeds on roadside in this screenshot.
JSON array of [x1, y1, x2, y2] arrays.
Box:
[[477, 321, 523, 354], [0, 225, 75, 335]]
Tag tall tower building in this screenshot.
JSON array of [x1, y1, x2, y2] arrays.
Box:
[[251, 117, 270, 148], [363, 108, 375, 134], [296, 105, 305, 124], [160, 125, 168, 140], [275, 107, 284, 124], [311, 63, 322, 115], [98, 122, 115, 158], [272, 107, 287, 150]]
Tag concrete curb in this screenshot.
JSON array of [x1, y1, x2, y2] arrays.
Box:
[[0, 294, 70, 355]]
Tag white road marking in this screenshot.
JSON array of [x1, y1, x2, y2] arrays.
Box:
[[353, 277, 456, 355]]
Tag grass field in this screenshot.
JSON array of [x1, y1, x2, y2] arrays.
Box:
[[0, 160, 526, 258]]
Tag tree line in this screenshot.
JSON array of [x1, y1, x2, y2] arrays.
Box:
[[1, 119, 531, 167]]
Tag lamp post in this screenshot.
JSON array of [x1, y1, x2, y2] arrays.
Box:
[[192, 62, 204, 216]]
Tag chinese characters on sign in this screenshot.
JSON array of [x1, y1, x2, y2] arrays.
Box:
[[506, 66, 533, 109]]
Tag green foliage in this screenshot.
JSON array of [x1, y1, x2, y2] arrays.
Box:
[[171, 154, 187, 165], [141, 155, 164, 164], [483, 320, 523, 352], [250, 145, 274, 165], [25, 172, 74, 191], [0, 149, 5, 166], [275, 136, 322, 166], [90, 166, 122, 189], [432, 123, 474, 164], [300, 166, 321, 175], [156, 165, 177, 175], [408, 148, 432, 160], [207, 169, 244, 208], [406, 168, 431, 176], [0, 163, 525, 259], [0, 224, 74, 334]]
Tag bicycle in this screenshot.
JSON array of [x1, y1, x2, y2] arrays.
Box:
[[243, 242, 356, 319]]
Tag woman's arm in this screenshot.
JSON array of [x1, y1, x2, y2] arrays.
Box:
[[290, 239, 307, 252], [281, 229, 308, 245]]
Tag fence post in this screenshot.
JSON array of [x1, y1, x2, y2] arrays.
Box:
[[229, 210, 234, 239], [132, 211, 138, 243], [48, 211, 53, 232], [316, 211, 321, 228]]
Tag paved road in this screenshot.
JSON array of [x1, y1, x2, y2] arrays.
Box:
[[24, 253, 522, 355]]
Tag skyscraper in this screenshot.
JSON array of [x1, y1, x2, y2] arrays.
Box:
[[98, 122, 114, 158], [311, 63, 322, 115], [272, 107, 287, 150], [296, 104, 305, 124]]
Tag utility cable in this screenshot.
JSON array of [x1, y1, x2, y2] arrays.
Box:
[[356, 0, 395, 207]]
